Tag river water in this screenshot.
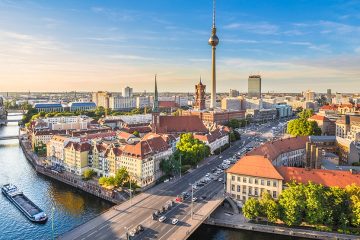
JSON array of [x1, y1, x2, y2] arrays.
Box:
[[0, 114, 307, 240]]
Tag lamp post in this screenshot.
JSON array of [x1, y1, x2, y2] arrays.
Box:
[[51, 206, 55, 240], [179, 153, 182, 178], [191, 184, 194, 220]]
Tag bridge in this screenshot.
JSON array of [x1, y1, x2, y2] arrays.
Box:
[[0, 135, 18, 140], [60, 140, 242, 240]]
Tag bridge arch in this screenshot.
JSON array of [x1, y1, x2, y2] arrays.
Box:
[[223, 196, 239, 214]]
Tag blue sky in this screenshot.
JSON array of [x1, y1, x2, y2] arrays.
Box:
[[0, 0, 359, 93]]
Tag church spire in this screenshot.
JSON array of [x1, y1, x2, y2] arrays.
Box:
[[152, 74, 159, 113]]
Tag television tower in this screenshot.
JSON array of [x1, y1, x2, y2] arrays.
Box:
[[208, 0, 219, 109]]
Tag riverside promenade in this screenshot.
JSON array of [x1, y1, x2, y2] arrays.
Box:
[[19, 137, 125, 204], [205, 205, 360, 240]]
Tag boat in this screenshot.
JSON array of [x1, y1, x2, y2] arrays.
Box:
[[1, 184, 48, 223]]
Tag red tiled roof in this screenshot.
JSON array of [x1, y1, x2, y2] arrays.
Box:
[[308, 114, 329, 122], [227, 155, 283, 180], [159, 101, 179, 108], [117, 131, 135, 140], [156, 116, 208, 134], [122, 134, 170, 159], [65, 141, 91, 152], [194, 128, 228, 143], [276, 167, 360, 188], [248, 136, 308, 162], [320, 105, 338, 110]]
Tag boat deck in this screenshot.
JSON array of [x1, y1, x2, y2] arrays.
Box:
[[13, 194, 41, 216]]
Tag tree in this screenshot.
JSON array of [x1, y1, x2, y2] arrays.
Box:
[[243, 198, 262, 220], [176, 133, 210, 166], [345, 184, 360, 227], [287, 109, 322, 136], [83, 169, 96, 180], [325, 187, 351, 227], [160, 155, 181, 176], [278, 182, 306, 226], [259, 192, 280, 223], [303, 182, 328, 224], [99, 176, 107, 186], [132, 131, 140, 137], [114, 167, 129, 187]]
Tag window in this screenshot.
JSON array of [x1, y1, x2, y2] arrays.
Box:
[[267, 180, 271, 186], [273, 191, 277, 198], [237, 176, 241, 182], [248, 186, 252, 195], [249, 178, 253, 184], [273, 181, 277, 187], [237, 195, 240, 200], [254, 187, 258, 196], [261, 179, 264, 185], [232, 175, 235, 181], [255, 178, 258, 184], [242, 187, 246, 194], [237, 185, 241, 192], [243, 177, 247, 183], [231, 184, 235, 191]]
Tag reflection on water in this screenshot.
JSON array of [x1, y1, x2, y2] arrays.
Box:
[[0, 114, 113, 239]]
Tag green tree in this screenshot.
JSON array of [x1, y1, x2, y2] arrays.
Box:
[[325, 187, 351, 227], [304, 182, 328, 224], [98, 176, 107, 186], [132, 131, 140, 137], [345, 184, 360, 227], [114, 167, 129, 187], [287, 110, 322, 136], [259, 192, 280, 223], [278, 182, 306, 226], [83, 169, 96, 180], [160, 155, 181, 176], [176, 133, 210, 166], [243, 197, 262, 220]]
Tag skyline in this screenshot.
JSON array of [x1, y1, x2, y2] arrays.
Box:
[[0, 0, 360, 93]]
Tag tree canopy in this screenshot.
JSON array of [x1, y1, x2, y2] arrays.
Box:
[[176, 133, 210, 166], [287, 109, 322, 136]]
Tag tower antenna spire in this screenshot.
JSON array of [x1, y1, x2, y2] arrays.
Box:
[[212, 0, 216, 28]]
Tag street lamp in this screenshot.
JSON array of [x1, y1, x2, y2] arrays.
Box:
[[179, 153, 182, 178], [191, 183, 194, 220], [51, 206, 55, 240]]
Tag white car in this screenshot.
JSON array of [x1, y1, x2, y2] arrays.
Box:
[[159, 216, 166, 222], [171, 218, 179, 225], [192, 197, 198, 202], [205, 173, 210, 177], [218, 178, 223, 182], [219, 156, 223, 159]]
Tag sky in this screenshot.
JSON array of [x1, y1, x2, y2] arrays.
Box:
[[0, 0, 359, 93]]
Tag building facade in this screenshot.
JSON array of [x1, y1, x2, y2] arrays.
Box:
[[194, 79, 206, 110], [248, 75, 261, 99]]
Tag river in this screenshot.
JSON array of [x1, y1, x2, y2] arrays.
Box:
[[0, 114, 307, 240]]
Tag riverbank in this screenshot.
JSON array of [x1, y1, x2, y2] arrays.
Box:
[[19, 137, 124, 204], [205, 204, 359, 240]]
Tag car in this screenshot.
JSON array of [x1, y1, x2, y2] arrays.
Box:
[[159, 216, 166, 222], [192, 197, 198, 202], [136, 224, 144, 232], [171, 218, 179, 225], [175, 196, 183, 202], [201, 195, 207, 200], [128, 230, 136, 237], [218, 178, 223, 182], [219, 156, 223, 159], [205, 173, 210, 177]]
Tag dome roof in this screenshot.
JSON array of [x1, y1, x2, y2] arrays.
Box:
[[208, 34, 219, 46]]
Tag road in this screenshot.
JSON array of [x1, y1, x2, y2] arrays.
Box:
[[61, 120, 283, 240]]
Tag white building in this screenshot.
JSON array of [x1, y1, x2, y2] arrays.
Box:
[[122, 86, 133, 98], [136, 96, 152, 109], [109, 96, 136, 110]]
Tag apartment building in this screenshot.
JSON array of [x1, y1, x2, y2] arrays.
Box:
[[64, 142, 91, 175]]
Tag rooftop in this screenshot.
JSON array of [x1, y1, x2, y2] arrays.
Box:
[[276, 167, 360, 188], [227, 155, 283, 180]]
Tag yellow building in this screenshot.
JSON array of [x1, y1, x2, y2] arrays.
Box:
[[226, 155, 283, 204], [64, 142, 91, 175]]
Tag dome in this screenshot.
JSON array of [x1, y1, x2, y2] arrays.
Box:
[[208, 34, 219, 46]]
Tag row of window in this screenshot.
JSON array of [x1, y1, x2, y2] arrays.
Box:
[[230, 184, 277, 198], [231, 175, 278, 187]]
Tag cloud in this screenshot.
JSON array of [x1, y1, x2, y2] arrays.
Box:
[[109, 54, 156, 61], [223, 22, 279, 35], [91, 6, 138, 22], [355, 47, 360, 53]]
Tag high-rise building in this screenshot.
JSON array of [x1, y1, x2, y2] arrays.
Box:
[[229, 89, 240, 97], [327, 89, 331, 103], [208, 0, 219, 109], [248, 75, 261, 99], [304, 90, 315, 101], [194, 78, 206, 110], [92, 91, 112, 109], [122, 86, 133, 98]]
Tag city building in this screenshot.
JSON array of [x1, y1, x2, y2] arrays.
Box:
[[181, 110, 245, 124], [275, 104, 293, 118], [122, 86, 133, 98], [308, 114, 336, 135], [248, 136, 308, 167], [208, 0, 219, 109], [327, 89, 332, 103], [221, 97, 245, 111], [227, 154, 360, 204], [194, 127, 229, 154], [92, 91, 112, 109], [69, 102, 96, 112], [34, 103, 64, 112], [245, 109, 277, 122], [136, 96, 152, 109], [248, 75, 261, 99], [64, 142, 91, 175], [229, 89, 240, 98], [226, 155, 283, 203], [109, 96, 136, 110], [194, 79, 206, 111], [46, 135, 74, 166], [336, 115, 360, 141], [304, 90, 315, 101]]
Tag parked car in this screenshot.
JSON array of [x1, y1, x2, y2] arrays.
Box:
[[171, 218, 179, 225], [159, 216, 166, 222]]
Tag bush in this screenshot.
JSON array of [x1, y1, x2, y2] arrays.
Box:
[[83, 169, 96, 180]]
